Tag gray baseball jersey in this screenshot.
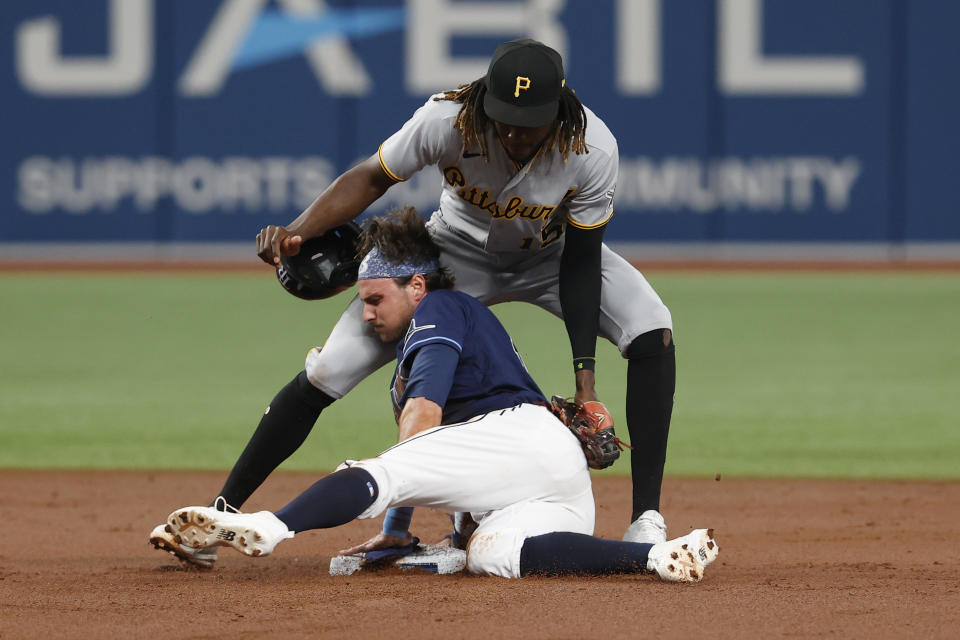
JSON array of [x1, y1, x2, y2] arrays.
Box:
[[378, 96, 616, 253], [305, 96, 671, 399]]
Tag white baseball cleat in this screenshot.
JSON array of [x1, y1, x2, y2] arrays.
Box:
[[165, 506, 294, 558], [622, 509, 667, 545], [646, 528, 719, 583], [150, 523, 219, 569]]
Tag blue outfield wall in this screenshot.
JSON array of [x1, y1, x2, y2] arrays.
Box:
[[1, 0, 958, 246]]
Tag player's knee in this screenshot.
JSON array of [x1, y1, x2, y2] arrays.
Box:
[[625, 328, 674, 360], [465, 531, 525, 578], [303, 348, 345, 400]]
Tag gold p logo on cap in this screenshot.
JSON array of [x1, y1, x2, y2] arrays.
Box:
[[514, 76, 531, 98]]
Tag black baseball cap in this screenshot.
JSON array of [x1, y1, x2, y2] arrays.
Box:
[[483, 39, 565, 128]]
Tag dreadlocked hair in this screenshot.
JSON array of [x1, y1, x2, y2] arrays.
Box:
[[435, 79, 588, 161], [358, 206, 455, 291]]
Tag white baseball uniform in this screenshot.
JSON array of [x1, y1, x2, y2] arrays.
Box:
[[346, 288, 593, 578], [352, 403, 594, 578]]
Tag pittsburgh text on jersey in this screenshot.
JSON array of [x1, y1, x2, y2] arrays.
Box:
[[443, 165, 564, 222]]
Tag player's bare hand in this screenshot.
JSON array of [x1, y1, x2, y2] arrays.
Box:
[[256, 225, 302, 266], [339, 532, 414, 556]]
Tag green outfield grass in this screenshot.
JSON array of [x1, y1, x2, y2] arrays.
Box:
[[1, 271, 958, 479]]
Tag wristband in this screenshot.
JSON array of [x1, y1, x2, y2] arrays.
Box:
[[573, 357, 596, 372], [382, 506, 414, 538]]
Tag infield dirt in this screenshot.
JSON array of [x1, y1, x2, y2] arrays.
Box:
[[1, 470, 957, 639]]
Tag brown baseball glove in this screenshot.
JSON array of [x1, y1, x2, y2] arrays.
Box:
[[550, 396, 632, 470]]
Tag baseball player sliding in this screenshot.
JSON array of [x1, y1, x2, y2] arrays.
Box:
[[151, 38, 677, 566], [162, 209, 718, 581]]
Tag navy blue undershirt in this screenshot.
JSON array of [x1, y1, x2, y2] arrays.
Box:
[[402, 342, 460, 409]]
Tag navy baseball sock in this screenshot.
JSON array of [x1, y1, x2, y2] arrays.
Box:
[[519, 532, 653, 576], [215, 371, 334, 508], [274, 467, 379, 533], [625, 329, 676, 520]]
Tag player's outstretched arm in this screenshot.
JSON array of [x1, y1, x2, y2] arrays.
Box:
[[396, 396, 443, 442], [255, 154, 397, 266]]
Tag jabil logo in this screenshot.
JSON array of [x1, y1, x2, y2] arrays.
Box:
[[13, 0, 865, 98]]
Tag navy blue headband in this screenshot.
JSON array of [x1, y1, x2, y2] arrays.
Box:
[[357, 246, 440, 280]]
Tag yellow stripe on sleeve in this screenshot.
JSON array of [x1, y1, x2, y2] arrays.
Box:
[[567, 207, 614, 230], [377, 142, 406, 183]]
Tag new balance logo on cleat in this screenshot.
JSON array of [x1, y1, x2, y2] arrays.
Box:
[[165, 506, 293, 558]]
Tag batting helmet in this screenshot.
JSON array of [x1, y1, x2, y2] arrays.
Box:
[[276, 222, 363, 300]]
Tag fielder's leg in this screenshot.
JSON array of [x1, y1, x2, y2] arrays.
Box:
[[503, 244, 675, 539], [214, 370, 335, 507], [155, 371, 337, 567], [624, 328, 676, 521], [214, 295, 395, 508], [151, 296, 393, 568], [590, 247, 674, 538]]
